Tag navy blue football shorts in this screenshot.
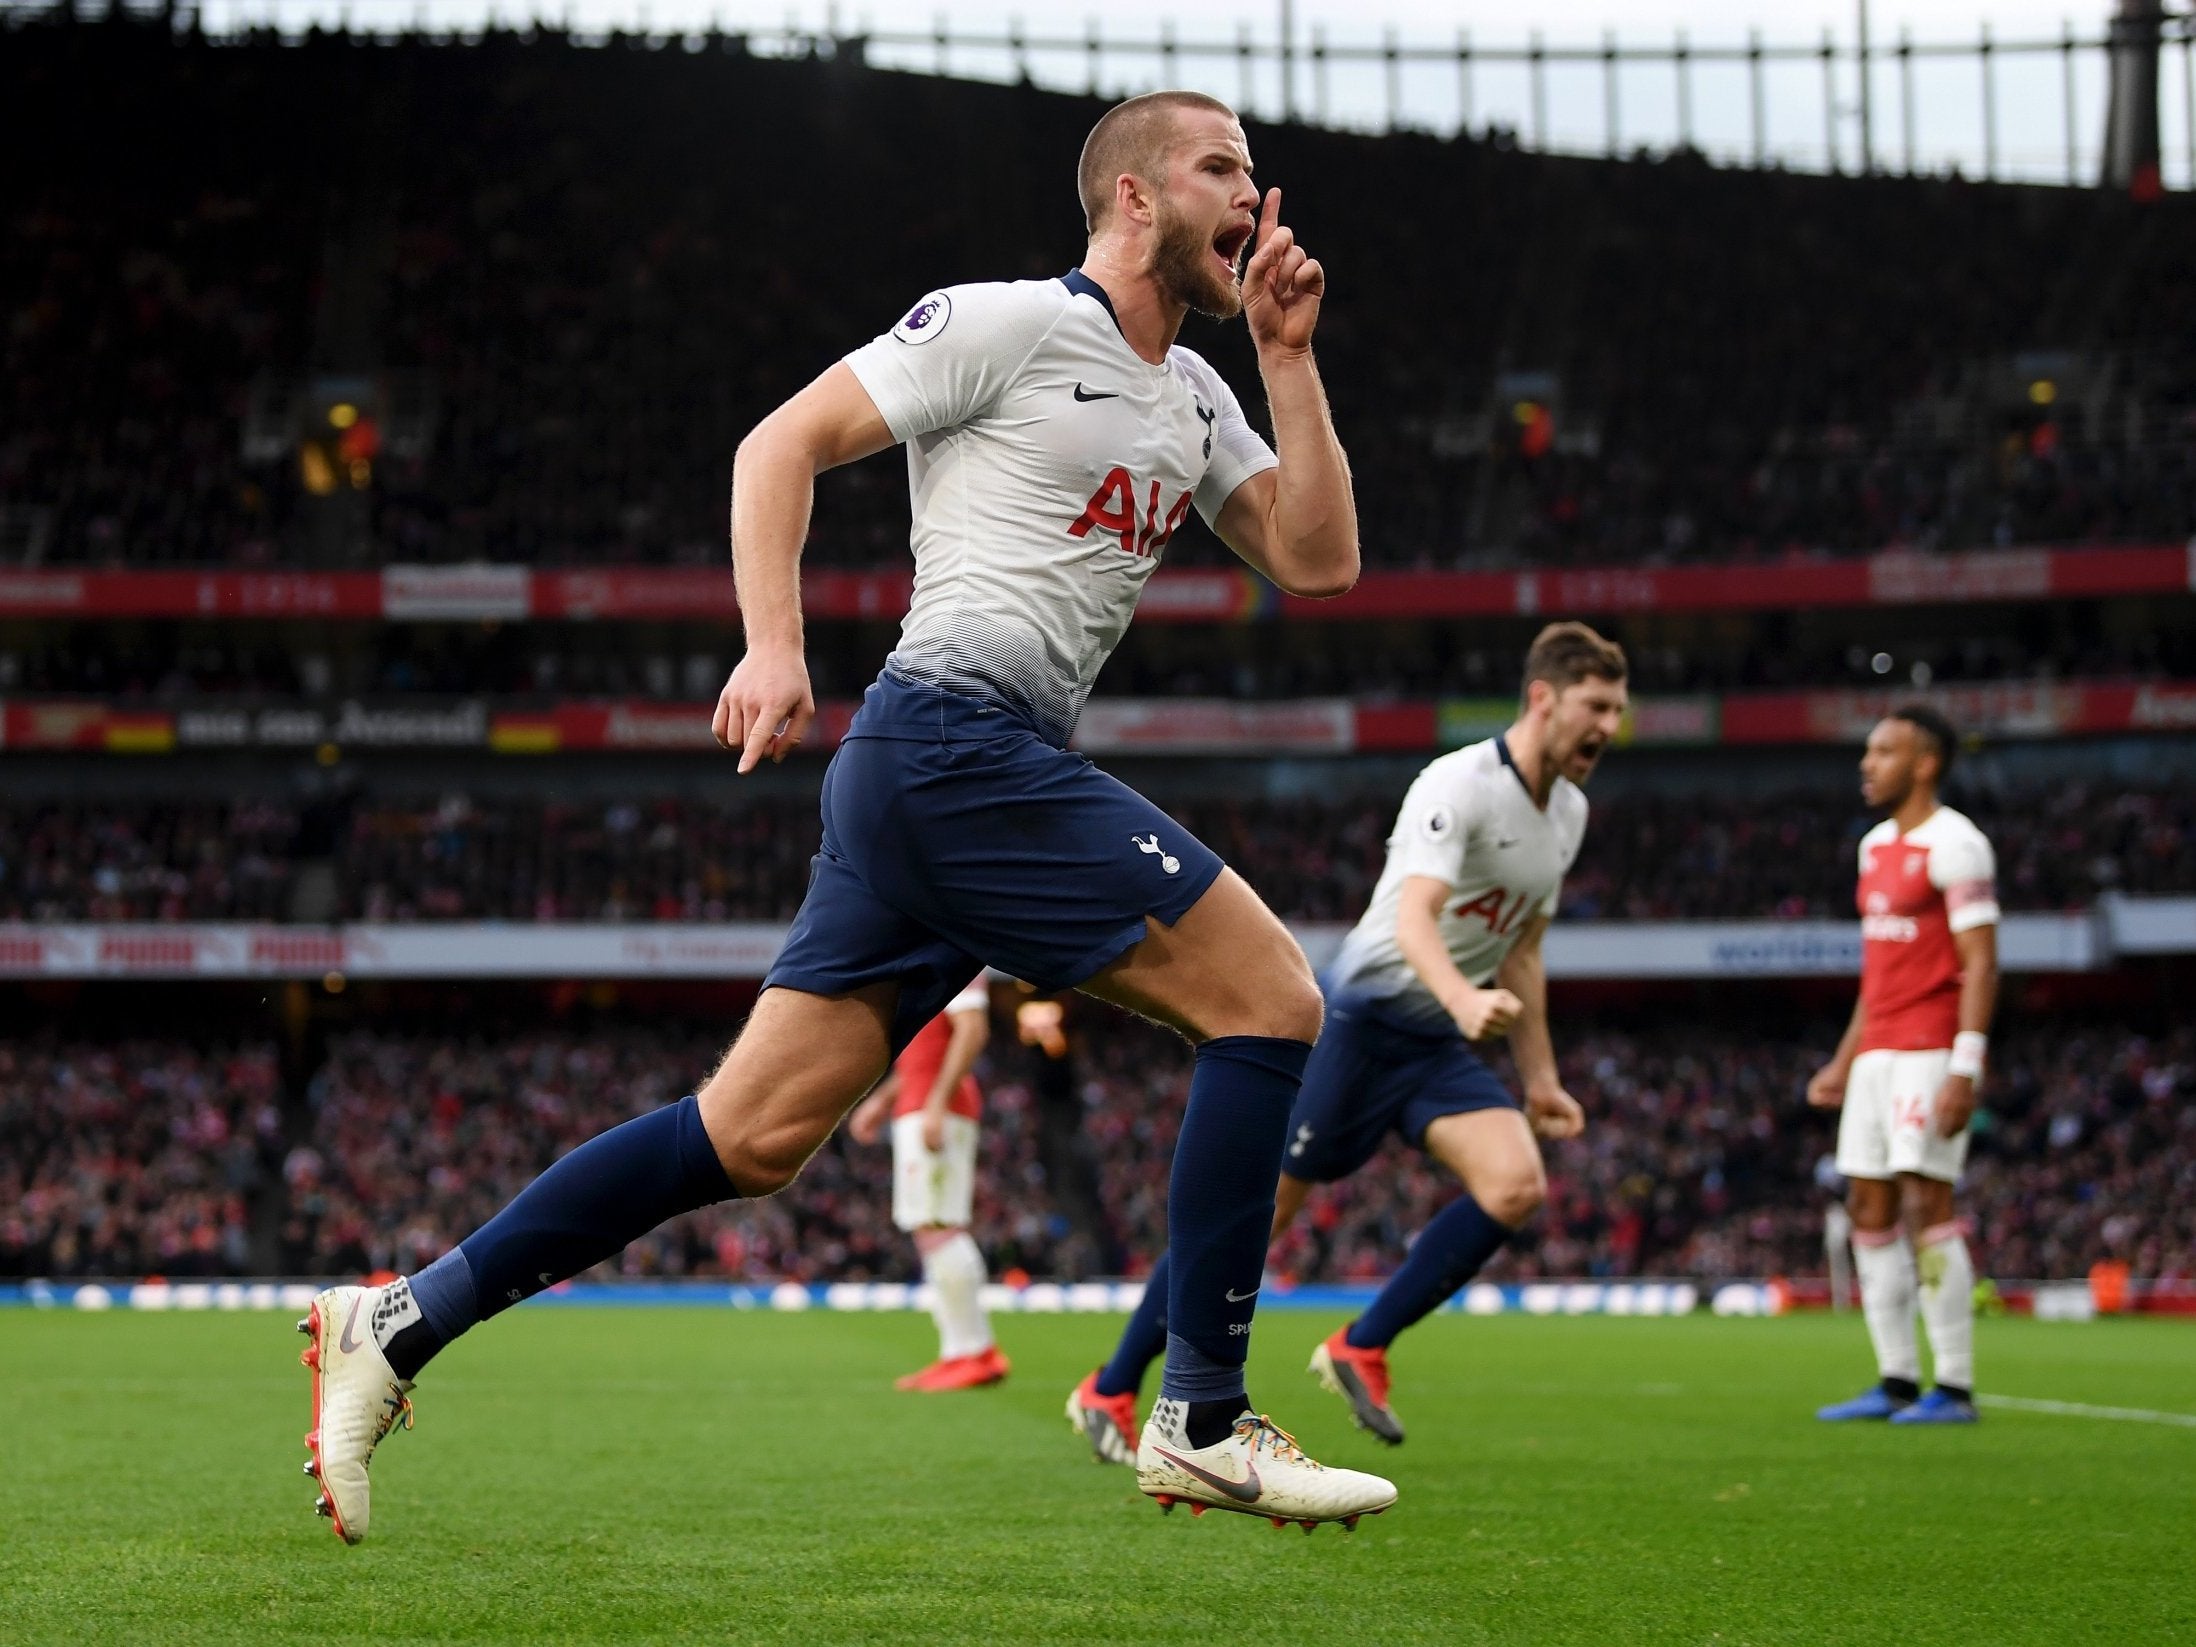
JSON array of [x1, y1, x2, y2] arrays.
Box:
[[1280, 977, 1520, 1183], [766, 670, 1225, 1053]]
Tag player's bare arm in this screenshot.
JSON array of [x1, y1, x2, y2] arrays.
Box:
[[1213, 188, 1358, 599], [715, 363, 897, 772], [1807, 995, 1868, 1109], [1395, 873, 1523, 1042], [1935, 921, 1999, 1138], [921, 1004, 991, 1154], [1495, 916, 1584, 1140], [847, 1073, 900, 1146]]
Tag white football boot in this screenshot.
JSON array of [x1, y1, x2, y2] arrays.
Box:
[[1136, 1397, 1398, 1532], [298, 1283, 415, 1545]]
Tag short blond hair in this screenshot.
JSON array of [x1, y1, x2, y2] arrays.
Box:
[[1077, 90, 1238, 234]]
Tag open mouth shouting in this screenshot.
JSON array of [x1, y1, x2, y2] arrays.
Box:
[[1213, 217, 1256, 282], [1155, 197, 1254, 319]]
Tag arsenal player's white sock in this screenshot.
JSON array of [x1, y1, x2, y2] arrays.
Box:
[[1915, 1221, 1976, 1395], [1852, 1225, 1921, 1389], [923, 1231, 993, 1360]]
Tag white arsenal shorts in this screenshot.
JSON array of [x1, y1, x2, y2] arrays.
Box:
[[890, 1112, 980, 1230], [1835, 1047, 1969, 1185]]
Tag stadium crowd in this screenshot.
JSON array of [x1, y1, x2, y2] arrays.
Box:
[[5, 1015, 2188, 1286], [0, 1038, 283, 1278], [5, 782, 2190, 924], [11, 20, 2196, 575], [4, 18, 2193, 1317]]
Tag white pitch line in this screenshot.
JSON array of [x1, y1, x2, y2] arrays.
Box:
[[1977, 1394, 2196, 1429]]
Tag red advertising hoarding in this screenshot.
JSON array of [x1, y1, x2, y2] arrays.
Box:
[[1, 542, 2184, 623]]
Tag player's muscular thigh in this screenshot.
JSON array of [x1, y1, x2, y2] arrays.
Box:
[[1425, 1108, 1546, 1225], [1083, 868, 1321, 1044], [696, 983, 895, 1194]]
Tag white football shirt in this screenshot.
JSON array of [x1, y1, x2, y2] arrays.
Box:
[[843, 272, 1277, 746], [1328, 737, 1589, 1030]]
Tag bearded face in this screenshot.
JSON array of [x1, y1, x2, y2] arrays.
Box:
[[1860, 721, 1921, 811], [1547, 678, 1628, 786], [1151, 192, 1247, 321]]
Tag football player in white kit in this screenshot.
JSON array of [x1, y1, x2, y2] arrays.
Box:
[[297, 89, 1397, 1541], [1071, 624, 1628, 1456]]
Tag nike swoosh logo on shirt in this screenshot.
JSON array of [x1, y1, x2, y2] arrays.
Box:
[[1072, 383, 1119, 402], [1225, 1286, 1260, 1302], [338, 1294, 366, 1355], [1154, 1447, 1263, 1502]]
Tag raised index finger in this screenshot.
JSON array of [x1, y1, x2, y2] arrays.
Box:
[[1257, 187, 1282, 246]]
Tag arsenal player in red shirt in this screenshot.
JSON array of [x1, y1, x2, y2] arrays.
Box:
[[1808, 705, 1999, 1425], [849, 978, 1010, 1391]]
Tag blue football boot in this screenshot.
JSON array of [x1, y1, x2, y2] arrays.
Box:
[[1889, 1388, 1980, 1425], [1816, 1384, 1914, 1421]]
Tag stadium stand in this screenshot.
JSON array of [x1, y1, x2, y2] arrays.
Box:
[[10, 17, 2196, 572], [3, 783, 2191, 923], [0, 1038, 283, 1277], [5, 1016, 2187, 1285], [4, 15, 2194, 1316], [5, 606, 2192, 698]]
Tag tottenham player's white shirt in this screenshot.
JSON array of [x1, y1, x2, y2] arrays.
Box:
[[843, 272, 1277, 746], [1328, 737, 1589, 1032]]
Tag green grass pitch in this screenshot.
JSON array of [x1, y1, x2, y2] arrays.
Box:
[[4, 1307, 2192, 1645]]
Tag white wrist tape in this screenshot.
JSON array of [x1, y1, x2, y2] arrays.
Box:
[[1948, 1031, 1988, 1081]]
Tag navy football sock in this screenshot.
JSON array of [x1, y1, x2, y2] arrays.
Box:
[[1346, 1193, 1515, 1351], [1095, 1249, 1169, 1399], [1159, 1036, 1309, 1413], [387, 1094, 736, 1379]]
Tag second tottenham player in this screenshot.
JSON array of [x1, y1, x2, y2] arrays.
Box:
[[295, 89, 1395, 1541], [1071, 624, 1627, 1457]]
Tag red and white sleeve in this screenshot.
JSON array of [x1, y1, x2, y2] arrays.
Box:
[[1931, 826, 2000, 933]]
